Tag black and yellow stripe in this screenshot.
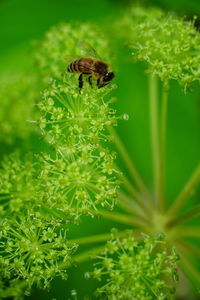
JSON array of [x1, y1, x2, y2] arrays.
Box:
[[68, 59, 80, 73]]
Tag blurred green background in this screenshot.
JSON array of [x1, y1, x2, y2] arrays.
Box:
[[0, 0, 200, 299]]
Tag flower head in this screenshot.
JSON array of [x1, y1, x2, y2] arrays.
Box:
[[0, 73, 39, 144], [0, 278, 28, 300], [38, 80, 118, 152], [120, 6, 200, 90], [38, 148, 119, 221], [32, 19, 121, 222], [0, 215, 77, 290], [92, 230, 179, 299], [0, 153, 38, 216], [34, 23, 113, 82]]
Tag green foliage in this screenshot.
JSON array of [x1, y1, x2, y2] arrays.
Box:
[[38, 149, 118, 219], [91, 231, 179, 300], [0, 215, 77, 290], [38, 81, 117, 151], [32, 20, 120, 221], [36, 78, 120, 219], [120, 6, 200, 90], [34, 22, 113, 82], [0, 153, 38, 216], [0, 278, 27, 300], [1, 4, 200, 299], [114, 5, 200, 294], [0, 21, 122, 299], [0, 74, 39, 144]]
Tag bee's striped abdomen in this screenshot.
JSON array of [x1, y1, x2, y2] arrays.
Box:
[[67, 59, 81, 73]]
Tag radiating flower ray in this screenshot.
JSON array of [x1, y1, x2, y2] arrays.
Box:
[[0, 153, 39, 216], [38, 148, 120, 220], [90, 230, 179, 299], [176, 243, 200, 286], [0, 215, 77, 290]]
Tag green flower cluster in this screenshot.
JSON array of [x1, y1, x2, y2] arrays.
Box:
[[121, 6, 200, 90], [38, 81, 117, 151], [92, 230, 179, 300], [0, 23, 119, 220], [0, 153, 78, 298], [0, 278, 28, 300], [0, 153, 38, 216], [38, 149, 118, 220], [0, 215, 77, 291], [35, 23, 120, 219], [0, 73, 39, 144], [0, 22, 120, 298], [34, 22, 113, 82]]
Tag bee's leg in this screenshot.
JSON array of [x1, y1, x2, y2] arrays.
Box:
[[97, 78, 107, 89], [97, 78, 100, 88], [98, 83, 109, 89], [78, 73, 83, 89], [88, 76, 93, 87]]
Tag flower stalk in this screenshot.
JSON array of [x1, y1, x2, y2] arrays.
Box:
[[149, 74, 161, 208], [168, 164, 200, 216]]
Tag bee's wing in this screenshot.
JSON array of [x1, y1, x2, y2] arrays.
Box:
[[78, 59, 96, 72], [78, 40, 102, 59], [65, 55, 96, 72]]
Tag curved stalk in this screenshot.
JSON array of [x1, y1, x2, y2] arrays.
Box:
[[176, 226, 200, 238], [177, 243, 200, 284], [167, 205, 200, 229], [149, 74, 160, 208], [73, 245, 105, 264], [159, 85, 169, 211], [167, 164, 200, 216], [72, 230, 142, 264], [119, 172, 151, 212], [97, 209, 149, 228], [176, 238, 200, 258], [117, 190, 150, 220], [110, 127, 152, 203], [69, 230, 127, 245]]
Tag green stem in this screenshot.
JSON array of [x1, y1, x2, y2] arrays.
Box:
[[110, 127, 152, 203], [120, 172, 145, 204], [177, 226, 200, 238], [69, 230, 128, 245], [40, 206, 66, 220], [118, 190, 142, 214], [119, 172, 151, 213], [72, 230, 141, 264], [167, 205, 200, 228], [177, 244, 200, 284], [149, 74, 160, 209], [73, 245, 106, 263], [118, 191, 152, 223], [167, 164, 200, 216], [59, 245, 106, 269], [176, 238, 200, 258], [159, 85, 168, 211], [97, 209, 148, 228]]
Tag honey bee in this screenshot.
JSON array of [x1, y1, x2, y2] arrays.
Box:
[[66, 42, 115, 89]]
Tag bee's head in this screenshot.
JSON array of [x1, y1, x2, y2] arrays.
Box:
[[103, 72, 115, 84], [98, 72, 115, 88]]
